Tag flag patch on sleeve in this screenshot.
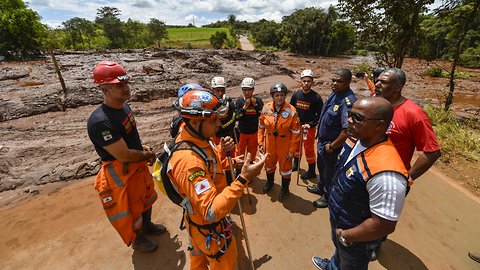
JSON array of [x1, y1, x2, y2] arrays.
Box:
[[101, 130, 113, 141], [195, 179, 211, 195]]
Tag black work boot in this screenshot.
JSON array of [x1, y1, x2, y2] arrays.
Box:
[[263, 173, 275, 194], [292, 158, 299, 172], [278, 178, 291, 201], [132, 230, 157, 253], [300, 163, 316, 180], [141, 207, 167, 235], [313, 194, 328, 208]]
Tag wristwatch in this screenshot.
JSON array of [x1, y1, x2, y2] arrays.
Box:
[[338, 232, 352, 247]]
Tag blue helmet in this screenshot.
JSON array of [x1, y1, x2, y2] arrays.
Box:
[[177, 83, 204, 98]]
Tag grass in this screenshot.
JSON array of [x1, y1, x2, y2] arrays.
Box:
[[163, 27, 235, 48], [424, 104, 480, 163], [422, 66, 474, 79]]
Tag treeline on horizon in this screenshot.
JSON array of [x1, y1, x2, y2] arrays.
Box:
[[1, 0, 479, 71]]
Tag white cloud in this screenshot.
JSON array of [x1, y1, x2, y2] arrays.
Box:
[[28, 0, 439, 27]]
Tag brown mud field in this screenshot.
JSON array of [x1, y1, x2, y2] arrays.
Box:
[[0, 49, 479, 269]]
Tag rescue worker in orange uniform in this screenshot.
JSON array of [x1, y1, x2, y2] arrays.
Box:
[[258, 83, 301, 200], [168, 88, 266, 270], [210, 76, 238, 185], [87, 61, 166, 253]]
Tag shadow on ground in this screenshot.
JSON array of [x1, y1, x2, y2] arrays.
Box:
[[377, 239, 428, 270], [132, 231, 186, 269]]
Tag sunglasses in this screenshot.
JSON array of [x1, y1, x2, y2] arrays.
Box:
[[348, 111, 383, 123], [117, 75, 130, 82]]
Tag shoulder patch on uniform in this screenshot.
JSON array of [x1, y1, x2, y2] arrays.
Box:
[[195, 179, 211, 195], [345, 97, 351, 106], [188, 170, 206, 181]]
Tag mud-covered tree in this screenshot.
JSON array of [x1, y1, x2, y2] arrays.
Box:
[[0, 0, 46, 59], [210, 31, 228, 49], [338, 0, 434, 68], [95, 6, 125, 48], [148, 18, 168, 47]]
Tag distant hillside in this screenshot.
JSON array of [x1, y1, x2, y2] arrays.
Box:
[[164, 27, 235, 48]]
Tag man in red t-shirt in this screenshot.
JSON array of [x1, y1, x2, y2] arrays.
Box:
[[373, 67, 441, 260]]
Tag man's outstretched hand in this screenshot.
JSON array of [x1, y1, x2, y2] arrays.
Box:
[[240, 152, 267, 182]]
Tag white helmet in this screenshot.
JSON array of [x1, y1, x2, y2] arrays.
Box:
[[241, 77, 255, 88], [211, 76, 226, 88], [301, 69, 314, 79]]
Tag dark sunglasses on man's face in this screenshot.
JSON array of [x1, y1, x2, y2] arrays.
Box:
[[348, 111, 383, 123]]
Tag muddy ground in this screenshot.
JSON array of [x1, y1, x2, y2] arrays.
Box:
[[0, 49, 479, 269], [0, 49, 478, 200]]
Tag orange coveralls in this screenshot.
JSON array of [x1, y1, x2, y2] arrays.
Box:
[[167, 129, 248, 270], [94, 160, 157, 246], [258, 102, 301, 178]]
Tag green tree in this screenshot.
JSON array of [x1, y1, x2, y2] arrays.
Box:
[[63, 17, 96, 49], [251, 19, 280, 47], [210, 31, 228, 49], [148, 18, 168, 47], [0, 0, 46, 59], [279, 7, 353, 56], [228, 14, 236, 25], [95, 6, 125, 48], [338, 0, 434, 68], [436, 0, 480, 110], [124, 19, 148, 48]]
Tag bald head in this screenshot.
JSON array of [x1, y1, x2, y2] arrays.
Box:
[[358, 97, 393, 125]]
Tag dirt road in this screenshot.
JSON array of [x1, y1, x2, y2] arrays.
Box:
[[239, 35, 255, 51], [1, 162, 479, 269]]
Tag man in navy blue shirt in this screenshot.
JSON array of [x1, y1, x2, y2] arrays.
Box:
[[308, 69, 357, 208]]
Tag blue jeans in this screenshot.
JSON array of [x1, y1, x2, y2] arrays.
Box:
[[316, 142, 342, 195], [324, 217, 379, 270]]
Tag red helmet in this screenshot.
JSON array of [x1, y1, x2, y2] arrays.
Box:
[[173, 90, 229, 120], [93, 61, 130, 85]]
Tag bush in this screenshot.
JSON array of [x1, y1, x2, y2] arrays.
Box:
[[422, 66, 473, 78], [460, 46, 480, 68], [353, 49, 368, 56], [210, 31, 228, 49], [424, 104, 480, 162], [422, 66, 444, 77]]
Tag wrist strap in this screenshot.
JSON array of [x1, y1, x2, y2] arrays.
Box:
[[237, 174, 249, 185]]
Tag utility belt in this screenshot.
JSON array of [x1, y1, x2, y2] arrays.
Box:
[[186, 215, 235, 261]]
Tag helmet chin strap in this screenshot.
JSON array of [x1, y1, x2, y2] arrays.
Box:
[[184, 119, 208, 141]]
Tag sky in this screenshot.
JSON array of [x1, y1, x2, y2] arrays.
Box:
[[27, 0, 442, 28]]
